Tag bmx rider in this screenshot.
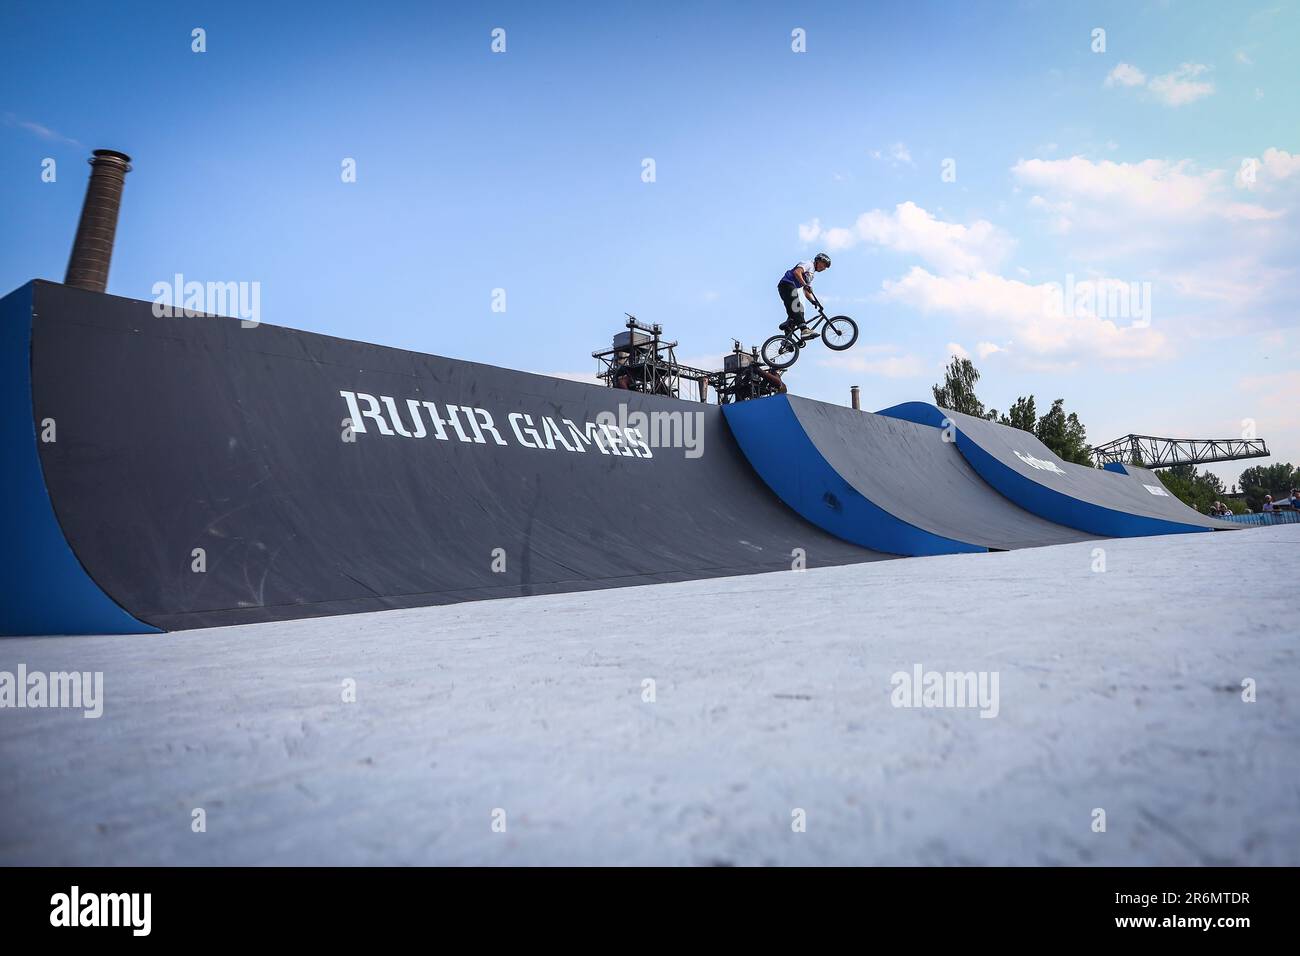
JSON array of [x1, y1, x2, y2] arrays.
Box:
[[778, 252, 831, 337]]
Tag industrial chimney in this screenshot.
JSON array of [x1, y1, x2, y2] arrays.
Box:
[[64, 149, 132, 293], [850, 385, 861, 410]]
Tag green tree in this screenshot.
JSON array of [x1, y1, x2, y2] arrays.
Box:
[[932, 357, 989, 418], [1001, 396, 1037, 434], [1155, 464, 1232, 514], [1034, 399, 1093, 466], [1238, 462, 1300, 512], [1063, 412, 1091, 467], [932, 361, 1093, 460]]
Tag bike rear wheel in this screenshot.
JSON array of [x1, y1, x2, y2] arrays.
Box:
[[822, 315, 859, 351], [761, 334, 801, 369]]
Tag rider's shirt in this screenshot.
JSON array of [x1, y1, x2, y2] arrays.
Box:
[[780, 261, 816, 288]]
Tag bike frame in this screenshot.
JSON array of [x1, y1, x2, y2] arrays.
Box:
[[762, 297, 858, 370]]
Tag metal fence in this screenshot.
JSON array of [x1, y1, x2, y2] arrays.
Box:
[[1220, 511, 1300, 526]]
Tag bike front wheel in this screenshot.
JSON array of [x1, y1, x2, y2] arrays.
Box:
[[822, 315, 859, 351], [761, 334, 801, 370]]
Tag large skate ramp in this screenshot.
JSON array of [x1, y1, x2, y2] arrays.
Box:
[[722, 394, 1092, 555], [878, 402, 1238, 537], [0, 284, 158, 636], [1, 281, 888, 635]]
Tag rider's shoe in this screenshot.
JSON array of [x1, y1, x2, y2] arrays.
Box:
[[798, 326, 820, 340]]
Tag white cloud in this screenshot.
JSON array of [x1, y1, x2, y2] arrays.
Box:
[[1235, 148, 1300, 191], [1157, 261, 1293, 305], [1, 112, 85, 149], [1027, 193, 1074, 233], [810, 201, 1013, 275], [1147, 63, 1214, 106], [870, 142, 913, 166], [1105, 63, 1146, 87], [946, 342, 970, 359], [881, 267, 1169, 362], [798, 218, 822, 242], [1221, 202, 1285, 221], [1235, 50, 1254, 66], [809, 154, 1294, 369], [823, 226, 856, 250], [1011, 155, 1293, 335], [1103, 62, 1214, 107], [1261, 147, 1300, 180], [1012, 156, 1276, 223]]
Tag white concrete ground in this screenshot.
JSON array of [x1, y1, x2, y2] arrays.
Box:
[[1, 525, 1296, 866]]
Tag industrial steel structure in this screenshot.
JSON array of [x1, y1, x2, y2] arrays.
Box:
[[1092, 434, 1270, 469], [593, 320, 786, 404], [592, 315, 712, 401]]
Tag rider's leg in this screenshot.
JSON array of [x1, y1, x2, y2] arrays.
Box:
[[778, 282, 804, 332]]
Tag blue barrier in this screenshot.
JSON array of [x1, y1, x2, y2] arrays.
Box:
[[1221, 511, 1300, 526]]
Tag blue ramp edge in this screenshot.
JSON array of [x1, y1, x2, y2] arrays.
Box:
[[952, 430, 1203, 538], [722, 395, 984, 556], [0, 282, 158, 636], [877, 400, 1209, 538], [876, 401, 950, 429]]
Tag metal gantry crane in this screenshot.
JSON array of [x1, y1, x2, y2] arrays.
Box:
[[1092, 434, 1269, 469]]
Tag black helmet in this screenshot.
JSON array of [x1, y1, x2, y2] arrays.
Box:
[[814, 252, 831, 266]]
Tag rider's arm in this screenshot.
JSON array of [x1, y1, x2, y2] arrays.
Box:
[[794, 267, 818, 303], [759, 367, 787, 392]]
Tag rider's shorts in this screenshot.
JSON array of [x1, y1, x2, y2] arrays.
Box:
[[777, 281, 804, 327]]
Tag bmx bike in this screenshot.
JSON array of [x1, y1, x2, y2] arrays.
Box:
[[761, 303, 858, 370]]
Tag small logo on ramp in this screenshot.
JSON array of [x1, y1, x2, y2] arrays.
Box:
[[1143, 483, 1169, 496], [1013, 450, 1067, 476]]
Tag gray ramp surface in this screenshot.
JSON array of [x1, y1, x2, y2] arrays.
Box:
[[944, 408, 1238, 530], [789, 396, 1094, 550], [27, 281, 888, 630]]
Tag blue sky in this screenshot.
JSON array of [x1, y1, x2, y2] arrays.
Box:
[[3, 0, 1297, 484]]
